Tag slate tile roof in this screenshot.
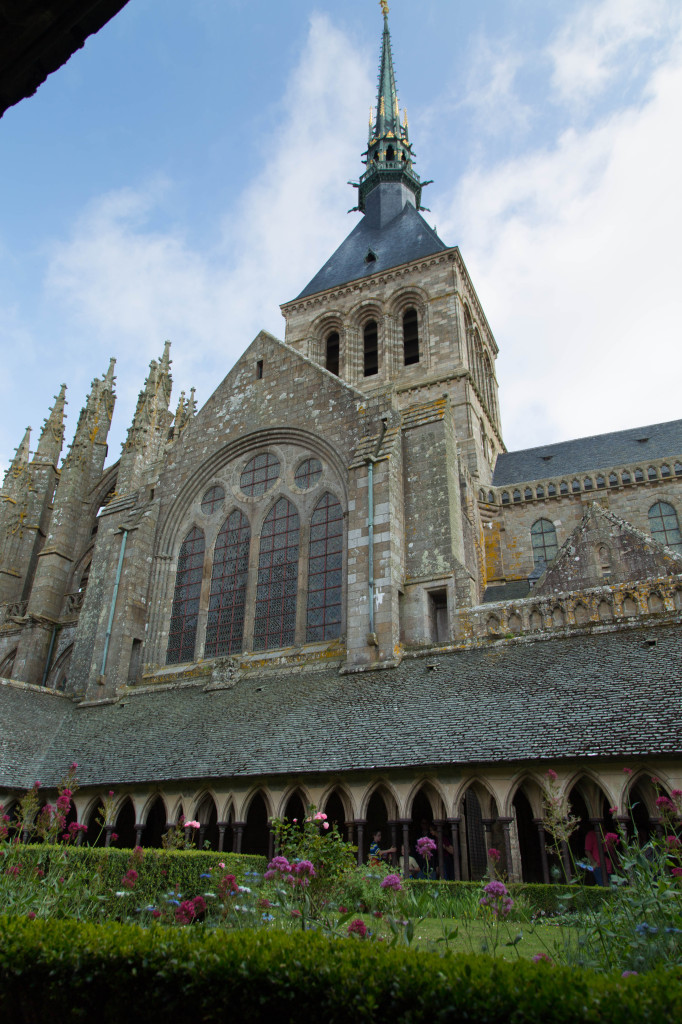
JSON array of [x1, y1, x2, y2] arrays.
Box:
[[296, 203, 447, 299], [493, 419, 682, 486], [1, 624, 680, 791]]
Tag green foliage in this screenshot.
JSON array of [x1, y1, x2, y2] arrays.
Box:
[[407, 879, 618, 915], [270, 807, 357, 880], [0, 916, 680, 1023]]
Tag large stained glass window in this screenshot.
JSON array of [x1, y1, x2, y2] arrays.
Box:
[[205, 510, 251, 657], [306, 492, 343, 641], [253, 498, 299, 650], [167, 527, 205, 664]]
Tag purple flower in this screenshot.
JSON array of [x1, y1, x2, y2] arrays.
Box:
[[380, 873, 403, 891], [479, 879, 514, 918], [532, 953, 552, 964], [416, 836, 437, 859]]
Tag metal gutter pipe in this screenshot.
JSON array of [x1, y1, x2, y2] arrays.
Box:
[[368, 459, 374, 635]]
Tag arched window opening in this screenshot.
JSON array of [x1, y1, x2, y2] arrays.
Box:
[[622, 470, 631, 484], [166, 527, 205, 665], [571, 479, 580, 493], [112, 798, 136, 850], [363, 320, 379, 377], [242, 793, 269, 856], [201, 485, 225, 515], [649, 501, 682, 552], [386, 145, 394, 162], [547, 483, 556, 497], [254, 498, 300, 650], [609, 472, 618, 486], [144, 797, 167, 848], [661, 465, 671, 478], [402, 308, 419, 365], [501, 491, 510, 505], [513, 489, 521, 503], [647, 466, 658, 481], [596, 475, 605, 489], [560, 481, 569, 495], [634, 468, 644, 482], [531, 518, 558, 570], [306, 493, 343, 642], [674, 462, 682, 477], [584, 477, 593, 491], [536, 485, 545, 499], [524, 487, 532, 501], [325, 332, 340, 376], [205, 510, 251, 658]]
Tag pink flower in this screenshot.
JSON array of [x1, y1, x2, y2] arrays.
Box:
[[70, 762, 78, 770], [603, 832, 619, 848], [672, 867, 682, 878], [373, 910, 383, 918], [27, 911, 36, 920], [34, 781, 41, 789], [546, 769, 558, 781], [347, 918, 367, 938], [292, 818, 298, 823], [479, 880, 514, 918], [651, 776, 660, 785], [416, 836, 437, 859], [622, 971, 638, 978], [290, 909, 302, 918], [108, 790, 114, 798], [608, 807, 618, 816], [656, 796, 674, 810], [488, 847, 501, 862], [532, 953, 553, 964], [218, 862, 225, 869], [184, 820, 201, 829], [622, 767, 633, 775], [110, 833, 118, 842], [338, 905, 348, 914], [665, 836, 681, 848], [672, 789, 682, 799], [380, 873, 403, 891], [323, 822, 329, 829], [313, 812, 328, 821], [152, 909, 161, 919]]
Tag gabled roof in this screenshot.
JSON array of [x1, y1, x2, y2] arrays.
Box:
[[296, 202, 447, 299], [493, 419, 682, 486]]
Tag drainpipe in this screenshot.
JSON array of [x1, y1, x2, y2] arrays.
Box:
[[367, 458, 375, 635], [100, 527, 129, 680], [41, 624, 58, 687]]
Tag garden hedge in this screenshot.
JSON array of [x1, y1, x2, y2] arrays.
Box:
[[0, 916, 679, 1023], [5, 845, 266, 895], [408, 879, 619, 913]]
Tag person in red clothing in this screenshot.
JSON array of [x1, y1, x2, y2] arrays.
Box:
[[585, 828, 612, 885]]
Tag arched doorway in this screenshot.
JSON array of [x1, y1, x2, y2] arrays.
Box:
[[365, 789, 394, 864], [512, 788, 544, 882], [322, 789, 347, 838], [144, 796, 167, 848], [242, 792, 269, 856], [196, 795, 219, 851], [112, 798, 136, 849]]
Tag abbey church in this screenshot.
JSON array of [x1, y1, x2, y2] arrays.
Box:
[[1, 8, 681, 882]]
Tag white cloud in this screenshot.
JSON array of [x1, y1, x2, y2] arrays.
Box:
[[549, 0, 680, 106], [438, 31, 682, 449], [43, 14, 373, 458], [460, 35, 530, 138]]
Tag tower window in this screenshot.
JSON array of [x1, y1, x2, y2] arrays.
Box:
[[531, 518, 558, 570], [649, 501, 682, 552], [325, 332, 340, 376], [256, 360, 263, 379], [363, 320, 379, 377], [386, 145, 394, 162], [403, 308, 419, 365]]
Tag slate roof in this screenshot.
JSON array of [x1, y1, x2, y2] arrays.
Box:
[[296, 202, 447, 299], [493, 419, 682, 486], [1, 624, 680, 791]]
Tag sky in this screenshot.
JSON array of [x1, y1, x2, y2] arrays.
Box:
[[1, 0, 681, 475]]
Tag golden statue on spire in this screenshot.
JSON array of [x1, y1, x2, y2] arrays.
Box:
[[380, 1, 389, 15]]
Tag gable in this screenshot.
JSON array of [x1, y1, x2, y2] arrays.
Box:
[[534, 502, 682, 595]]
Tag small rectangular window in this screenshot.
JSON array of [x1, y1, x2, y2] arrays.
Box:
[[256, 360, 263, 379], [427, 588, 448, 643]]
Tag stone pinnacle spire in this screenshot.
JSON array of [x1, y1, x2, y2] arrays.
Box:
[[355, 2, 424, 214], [35, 384, 67, 466], [1, 427, 31, 498]]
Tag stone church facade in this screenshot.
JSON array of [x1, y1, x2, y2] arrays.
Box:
[[1, 9, 681, 881]]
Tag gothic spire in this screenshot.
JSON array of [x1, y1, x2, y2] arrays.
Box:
[[34, 384, 67, 466], [355, 2, 424, 214], [1, 427, 31, 498]]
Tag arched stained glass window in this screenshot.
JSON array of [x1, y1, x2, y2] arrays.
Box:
[[167, 527, 205, 664], [307, 493, 343, 642], [649, 501, 682, 552], [254, 498, 300, 650], [205, 510, 251, 657], [531, 518, 558, 570]]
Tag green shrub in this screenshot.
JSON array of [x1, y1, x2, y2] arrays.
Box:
[[0, 916, 679, 1023], [407, 879, 619, 915]]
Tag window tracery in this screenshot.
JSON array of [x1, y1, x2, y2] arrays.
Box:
[[167, 527, 205, 664], [205, 510, 250, 657]]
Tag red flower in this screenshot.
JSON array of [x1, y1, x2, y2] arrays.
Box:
[[347, 918, 367, 938], [672, 867, 682, 878]]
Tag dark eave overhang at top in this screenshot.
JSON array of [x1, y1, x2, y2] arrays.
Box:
[[0, 0, 131, 118]]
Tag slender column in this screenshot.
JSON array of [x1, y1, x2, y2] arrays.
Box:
[[355, 820, 366, 865], [482, 817, 495, 874], [447, 818, 461, 881], [399, 818, 411, 877], [533, 818, 550, 884], [232, 821, 245, 854], [389, 820, 398, 866], [134, 823, 145, 847], [435, 819, 445, 879], [589, 818, 608, 885], [498, 817, 514, 879], [104, 825, 114, 848], [267, 824, 274, 862], [217, 821, 228, 853], [344, 820, 355, 845], [198, 825, 206, 848]]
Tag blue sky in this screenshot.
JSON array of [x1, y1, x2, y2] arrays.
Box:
[[1, 0, 681, 474]]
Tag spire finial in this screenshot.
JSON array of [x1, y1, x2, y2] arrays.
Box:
[[380, 1, 389, 16]]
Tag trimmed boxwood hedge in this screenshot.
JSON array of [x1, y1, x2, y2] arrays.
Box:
[[10, 845, 266, 896], [408, 879, 619, 913], [0, 916, 679, 1023]]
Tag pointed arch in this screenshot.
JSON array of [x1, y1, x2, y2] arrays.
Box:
[[242, 790, 270, 856], [166, 526, 205, 664], [306, 492, 343, 641], [254, 498, 300, 650], [205, 509, 250, 657], [143, 795, 168, 848]]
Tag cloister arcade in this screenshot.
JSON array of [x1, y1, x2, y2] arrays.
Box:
[[46, 765, 678, 884]]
